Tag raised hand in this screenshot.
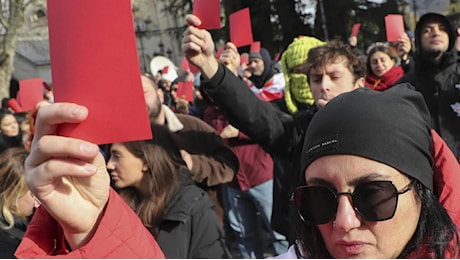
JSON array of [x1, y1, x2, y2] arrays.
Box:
[[397, 33, 412, 62], [25, 103, 110, 250], [182, 14, 219, 79], [219, 42, 241, 76]]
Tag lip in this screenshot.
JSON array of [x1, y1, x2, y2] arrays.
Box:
[[430, 39, 444, 45], [335, 240, 366, 255]]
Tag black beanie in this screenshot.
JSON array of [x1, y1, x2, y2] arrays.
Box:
[[301, 86, 434, 190]]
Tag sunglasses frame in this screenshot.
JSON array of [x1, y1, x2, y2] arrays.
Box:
[[292, 180, 415, 225]]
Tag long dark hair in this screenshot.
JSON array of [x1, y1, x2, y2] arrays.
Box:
[[297, 180, 459, 258], [113, 124, 193, 234]]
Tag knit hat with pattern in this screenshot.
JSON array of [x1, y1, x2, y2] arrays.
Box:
[[281, 36, 325, 114]]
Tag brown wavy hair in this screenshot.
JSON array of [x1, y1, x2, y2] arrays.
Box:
[[112, 124, 192, 235], [305, 39, 366, 83]]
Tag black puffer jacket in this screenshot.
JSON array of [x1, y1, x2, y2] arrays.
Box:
[[397, 13, 460, 161], [154, 181, 231, 258], [0, 214, 28, 258]]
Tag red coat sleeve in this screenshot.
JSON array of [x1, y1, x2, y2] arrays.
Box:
[[15, 188, 165, 258], [432, 130, 460, 227]]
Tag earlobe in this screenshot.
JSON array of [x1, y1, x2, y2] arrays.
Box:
[[355, 77, 365, 88], [142, 163, 148, 172]]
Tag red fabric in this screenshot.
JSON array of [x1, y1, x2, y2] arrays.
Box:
[[407, 130, 460, 258], [203, 105, 273, 191], [15, 188, 165, 258], [365, 66, 404, 91], [431, 130, 460, 229]]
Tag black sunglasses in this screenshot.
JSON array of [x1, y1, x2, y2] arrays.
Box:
[[292, 180, 415, 225]]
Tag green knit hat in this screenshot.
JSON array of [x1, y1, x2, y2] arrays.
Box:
[[281, 36, 325, 114]]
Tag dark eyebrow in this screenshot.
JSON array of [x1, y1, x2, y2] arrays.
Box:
[[306, 173, 387, 187]]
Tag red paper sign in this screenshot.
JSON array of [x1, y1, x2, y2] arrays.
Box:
[[7, 98, 23, 113], [180, 57, 199, 74], [193, 0, 221, 30], [176, 81, 194, 102], [216, 46, 225, 59], [385, 14, 405, 42], [17, 78, 44, 111], [229, 8, 254, 47], [240, 53, 249, 65], [181, 57, 189, 71], [250, 41, 261, 53], [351, 23, 361, 37], [47, 0, 152, 145]]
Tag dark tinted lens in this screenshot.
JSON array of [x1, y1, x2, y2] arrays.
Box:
[[295, 186, 337, 224], [352, 181, 398, 221]]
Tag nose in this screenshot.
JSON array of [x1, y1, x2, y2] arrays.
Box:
[[319, 76, 333, 92], [106, 158, 115, 171], [333, 195, 362, 232], [432, 25, 443, 36]]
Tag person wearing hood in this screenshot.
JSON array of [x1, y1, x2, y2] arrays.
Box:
[[247, 46, 285, 102], [397, 12, 460, 161]]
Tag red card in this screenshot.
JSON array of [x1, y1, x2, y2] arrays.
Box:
[[193, 0, 221, 30], [229, 8, 254, 47], [216, 46, 225, 59], [180, 57, 200, 74], [240, 53, 249, 65], [7, 98, 23, 113], [17, 78, 44, 111], [176, 81, 194, 102], [162, 65, 169, 74], [385, 14, 404, 42], [47, 0, 152, 145], [250, 41, 261, 53], [351, 23, 361, 37], [181, 57, 190, 71]]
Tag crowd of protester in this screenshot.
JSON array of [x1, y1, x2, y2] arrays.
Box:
[[0, 9, 459, 259]]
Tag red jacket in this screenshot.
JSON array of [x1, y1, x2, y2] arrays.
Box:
[[15, 188, 165, 258], [431, 130, 460, 228], [407, 130, 460, 258]]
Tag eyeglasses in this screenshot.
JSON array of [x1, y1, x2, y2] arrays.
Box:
[[292, 180, 415, 225]]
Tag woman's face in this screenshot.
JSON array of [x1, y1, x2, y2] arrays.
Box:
[[304, 154, 421, 258], [0, 114, 19, 137], [369, 51, 395, 77], [107, 143, 146, 189]]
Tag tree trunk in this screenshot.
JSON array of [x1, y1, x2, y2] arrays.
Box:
[[0, 0, 25, 100]]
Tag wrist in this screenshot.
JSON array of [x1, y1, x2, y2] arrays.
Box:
[[200, 57, 219, 80]]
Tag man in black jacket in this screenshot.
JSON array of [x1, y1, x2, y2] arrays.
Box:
[[181, 14, 366, 244], [397, 13, 460, 161]]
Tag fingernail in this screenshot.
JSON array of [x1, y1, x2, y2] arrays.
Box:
[[70, 105, 85, 117], [82, 164, 97, 173], [80, 142, 98, 154]]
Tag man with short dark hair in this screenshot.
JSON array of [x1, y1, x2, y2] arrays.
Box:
[[398, 13, 460, 161], [182, 14, 365, 243]]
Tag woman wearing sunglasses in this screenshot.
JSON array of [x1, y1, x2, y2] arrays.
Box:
[[284, 87, 460, 258]]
